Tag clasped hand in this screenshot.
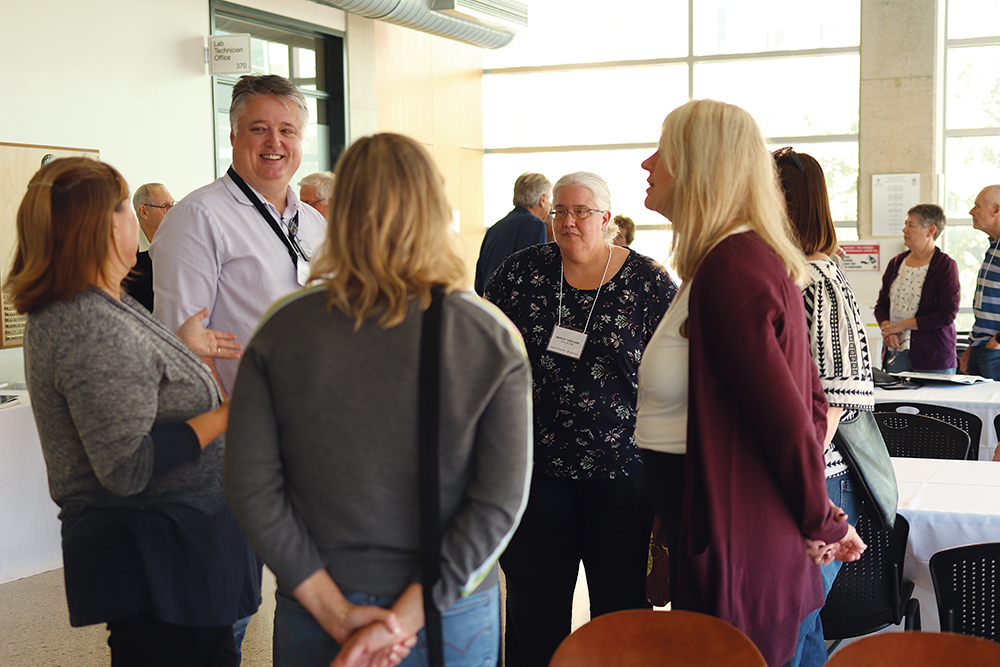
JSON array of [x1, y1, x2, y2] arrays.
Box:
[[805, 501, 867, 566], [329, 604, 417, 667]]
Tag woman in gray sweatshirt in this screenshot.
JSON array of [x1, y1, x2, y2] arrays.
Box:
[[225, 133, 533, 667], [4, 157, 259, 666]]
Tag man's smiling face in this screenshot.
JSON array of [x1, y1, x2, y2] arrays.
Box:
[[230, 94, 304, 202]]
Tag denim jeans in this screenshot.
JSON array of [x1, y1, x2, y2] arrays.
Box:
[[884, 349, 955, 374], [790, 473, 858, 667], [273, 585, 500, 667], [968, 345, 1000, 381]]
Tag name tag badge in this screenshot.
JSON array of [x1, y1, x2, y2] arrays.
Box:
[[547, 325, 587, 359], [296, 259, 312, 287]]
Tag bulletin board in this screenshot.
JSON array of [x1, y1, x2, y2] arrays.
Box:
[[1, 142, 100, 348]]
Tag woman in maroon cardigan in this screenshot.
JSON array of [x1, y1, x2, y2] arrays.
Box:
[[875, 204, 960, 373], [638, 100, 866, 667]]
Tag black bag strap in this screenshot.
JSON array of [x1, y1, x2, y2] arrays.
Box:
[[418, 287, 445, 667], [226, 166, 302, 268]]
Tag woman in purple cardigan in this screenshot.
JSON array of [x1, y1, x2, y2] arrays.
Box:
[[875, 204, 960, 374], [637, 100, 866, 667]]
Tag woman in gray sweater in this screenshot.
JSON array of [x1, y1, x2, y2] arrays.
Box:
[[3, 158, 260, 666], [225, 133, 533, 667]]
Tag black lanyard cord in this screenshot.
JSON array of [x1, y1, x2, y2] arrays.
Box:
[[227, 166, 306, 268]]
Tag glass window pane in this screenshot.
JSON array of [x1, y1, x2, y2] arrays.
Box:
[[485, 149, 676, 268], [482, 0, 687, 69], [694, 55, 859, 137], [944, 135, 1000, 218], [483, 66, 688, 147], [215, 14, 327, 93], [693, 0, 859, 56], [946, 45, 1000, 129], [942, 223, 990, 318], [947, 0, 1000, 40]]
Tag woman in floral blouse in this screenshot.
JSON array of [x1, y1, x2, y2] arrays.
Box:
[[485, 171, 676, 667]]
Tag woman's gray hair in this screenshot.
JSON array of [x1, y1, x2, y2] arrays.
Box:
[[553, 172, 616, 243], [908, 203, 946, 239], [229, 74, 308, 130], [553, 172, 611, 211]]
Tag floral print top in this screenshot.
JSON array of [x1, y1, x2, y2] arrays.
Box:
[[485, 243, 677, 479]]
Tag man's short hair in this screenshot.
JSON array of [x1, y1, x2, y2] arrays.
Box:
[[908, 203, 946, 239], [299, 172, 336, 200], [133, 182, 165, 215], [229, 74, 308, 130], [512, 172, 552, 209]]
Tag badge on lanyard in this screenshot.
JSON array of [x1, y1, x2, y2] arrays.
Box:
[[296, 258, 312, 287], [547, 248, 613, 360], [547, 325, 587, 359]]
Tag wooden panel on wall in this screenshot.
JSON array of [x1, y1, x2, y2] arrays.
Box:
[[372, 20, 485, 289], [0, 143, 100, 348]]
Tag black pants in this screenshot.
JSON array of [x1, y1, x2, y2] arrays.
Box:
[[500, 473, 652, 667], [640, 450, 686, 601], [107, 611, 239, 667]]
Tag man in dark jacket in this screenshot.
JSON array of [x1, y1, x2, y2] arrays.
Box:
[[475, 172, 551, 294]]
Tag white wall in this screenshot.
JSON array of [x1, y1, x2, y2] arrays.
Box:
[[0, 0, 348, 386]]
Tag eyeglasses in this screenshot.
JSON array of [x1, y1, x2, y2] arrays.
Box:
[[145, 201, 177, 210], [550, 208, 606, 221], [304, 198, 327, 207], [772, 147, 806, 178]]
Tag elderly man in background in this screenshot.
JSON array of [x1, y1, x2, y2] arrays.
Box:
[[959, 185, 1000, 383], [474, 172, 551, 295], [151, 74, 326, 398], [298, 171, 335, 219], [125, 182, 174, 311]]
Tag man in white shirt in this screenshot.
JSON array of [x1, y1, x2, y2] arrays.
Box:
[[124, 182, 174, 312], [151, 74, 326, 395]]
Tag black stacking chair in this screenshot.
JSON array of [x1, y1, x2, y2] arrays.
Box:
[[873, 412, 971, 460], [929, 542, 1000, 642], [874, 402, 981, 460], [821, 505, 920, 652]]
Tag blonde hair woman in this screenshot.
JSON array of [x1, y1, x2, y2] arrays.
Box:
[[225, 133, 532, 667], [635, 100, 865, 667]]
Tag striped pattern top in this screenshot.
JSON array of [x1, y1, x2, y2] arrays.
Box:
[[971, 238, 1000, 346]]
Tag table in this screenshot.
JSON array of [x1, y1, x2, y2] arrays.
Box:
[[891, 456, 1000, 633], [0, 393, 63, 584], [874, 383, 1000, 460]]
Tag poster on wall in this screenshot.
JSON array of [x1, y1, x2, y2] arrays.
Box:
[[839, 243, 880, 272], [872, 173, 920, 236]]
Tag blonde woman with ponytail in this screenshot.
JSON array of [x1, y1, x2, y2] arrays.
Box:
[[635, 100, 866, 667], [4, 157, 258, 666]]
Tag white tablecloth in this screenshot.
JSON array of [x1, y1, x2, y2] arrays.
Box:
[[892, 456, 1000, 632], [874, 383, 1000, 460], [0, 393, 63, 584]]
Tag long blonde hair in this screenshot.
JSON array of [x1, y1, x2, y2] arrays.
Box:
[[658, 100, 807, 284], [308, 133, 465, 329]]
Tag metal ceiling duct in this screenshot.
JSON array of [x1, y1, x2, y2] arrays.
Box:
[[311, 0, 518, 49]]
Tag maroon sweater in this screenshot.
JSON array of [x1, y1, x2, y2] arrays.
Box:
[[873, 247, 960, 370], [676, 232, 848, 667]]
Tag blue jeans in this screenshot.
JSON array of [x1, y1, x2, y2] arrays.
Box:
[[273, 585, 500, 667], [968, 345, 1000, 381], [790, 473, 858, 667], [883, 349, 955, 375]]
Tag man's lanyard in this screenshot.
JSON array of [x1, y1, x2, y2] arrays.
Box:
[[227, 166, 309, 268]]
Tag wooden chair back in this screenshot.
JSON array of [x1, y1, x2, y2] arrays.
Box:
[[548, 609, 766, 667], [824, 631, 1000, 666]]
